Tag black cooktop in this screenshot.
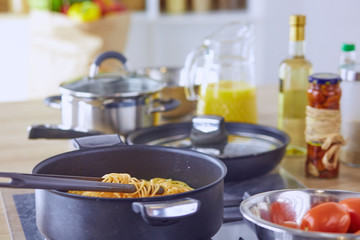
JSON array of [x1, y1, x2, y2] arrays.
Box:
[[11, 167, 304, 240]]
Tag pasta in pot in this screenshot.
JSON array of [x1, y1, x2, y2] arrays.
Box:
[[69, 173, 193, 198]]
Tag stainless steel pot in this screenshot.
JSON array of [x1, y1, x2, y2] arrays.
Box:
[[135, 67, 197, 121], [29, 52, 179, 137]]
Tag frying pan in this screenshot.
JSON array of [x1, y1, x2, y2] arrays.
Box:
[[126, 115, 290, 181]]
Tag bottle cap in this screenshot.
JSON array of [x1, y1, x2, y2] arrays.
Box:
[[289, 15, 306, 26], [309, 73, 341, 84], [342, 43, 355, 52]]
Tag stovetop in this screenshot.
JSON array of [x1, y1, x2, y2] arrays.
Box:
[[4, 167, 304, 240], [212, 167, 304, 239]]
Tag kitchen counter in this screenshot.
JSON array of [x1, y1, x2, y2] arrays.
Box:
[[0, 86, 360, 239]]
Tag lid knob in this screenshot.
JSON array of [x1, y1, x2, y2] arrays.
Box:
[[190, 115, 228, 148]]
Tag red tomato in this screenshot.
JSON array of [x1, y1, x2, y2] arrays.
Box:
[[269, 202, 296, 225], [280, 221, 300, 229], [355, 230, 360, 235], [339, 198, 360, 233], [300, 202, 350, 233]]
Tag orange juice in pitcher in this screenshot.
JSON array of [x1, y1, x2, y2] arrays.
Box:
[[183, 22, 257, 123], [197, 80, 257, 123]]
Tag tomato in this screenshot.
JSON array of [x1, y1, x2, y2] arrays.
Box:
[[355, 230, 360, 235], [300, 202, 350, 233], [269, 202, 296, 225], [280, 221, 300, 229], [339, 198, 360, 233], [308, 89, 325, 107]]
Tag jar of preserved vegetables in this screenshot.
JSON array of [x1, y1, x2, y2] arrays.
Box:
[[305, 73, 345, 178]]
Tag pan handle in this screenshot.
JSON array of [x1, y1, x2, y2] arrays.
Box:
[[44, 95, 61, 109], [72, 134, 125, 150], [132, 198, 200, 226], [27, 124, 103, 139], [148, 99, 180, 114]]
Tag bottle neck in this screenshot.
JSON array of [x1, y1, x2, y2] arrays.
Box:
[[288, 41, 306, 58], [340, 51, 356, 65]]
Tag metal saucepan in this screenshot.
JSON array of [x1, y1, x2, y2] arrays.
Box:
[[126, 115, 290, 181], [32, 134, 227, 240], [28, 51, 179, 139], [134, 66, 197, 121]]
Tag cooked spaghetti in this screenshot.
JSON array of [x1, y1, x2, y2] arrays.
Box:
[[69, 173, 193, 198]]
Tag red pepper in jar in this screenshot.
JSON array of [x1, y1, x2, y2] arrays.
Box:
[[305, 73, 343, 178]]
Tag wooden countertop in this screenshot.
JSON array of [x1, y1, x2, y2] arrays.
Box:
[[0, 86, 359, 239]]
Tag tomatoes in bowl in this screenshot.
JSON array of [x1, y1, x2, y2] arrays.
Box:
[[269, 202, 296, 225], [339, 197, 360, 233], [300, 202, 350, 233]]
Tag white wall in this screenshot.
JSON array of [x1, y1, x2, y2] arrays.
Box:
[[255, 0, 360, 87], [1, 0, 360, 102], [0, 15, 29, 102]]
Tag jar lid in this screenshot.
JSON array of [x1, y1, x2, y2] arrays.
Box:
[[308, 73, 341, 84]]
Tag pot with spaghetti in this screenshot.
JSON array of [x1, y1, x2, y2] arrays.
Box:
[[33, 134, 227, 240]]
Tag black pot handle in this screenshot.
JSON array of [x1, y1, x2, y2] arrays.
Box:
[[132, 198, 200, 226], [72, 134, 125, 150], [89, 51, 128, 78], [27, 124, 103, 139], [44, 95, 61, 109], [148, 99, 180, 114]]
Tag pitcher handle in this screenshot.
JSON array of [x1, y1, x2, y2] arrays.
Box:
[[183, 44, 214, 101]]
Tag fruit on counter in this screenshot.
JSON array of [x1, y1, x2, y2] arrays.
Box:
[[28, 0, 126, 20], [300, 202, 350, 233], [93, 0, 126, 15], [67, 1, 101, 22], [339, 198, 360, 233]]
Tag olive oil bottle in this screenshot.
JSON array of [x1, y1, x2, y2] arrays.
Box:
[[278, 15, 313, 156]]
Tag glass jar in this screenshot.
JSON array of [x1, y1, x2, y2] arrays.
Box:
[[340, 64, 360, 167], [305, 73, 343, 178]]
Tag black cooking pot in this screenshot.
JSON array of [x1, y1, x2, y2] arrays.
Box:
[[32, 135, 227, 240]]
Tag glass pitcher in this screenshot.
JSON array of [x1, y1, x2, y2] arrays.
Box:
[[183, 22, 257, 123]]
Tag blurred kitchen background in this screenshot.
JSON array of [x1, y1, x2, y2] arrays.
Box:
[[0, 0, 359, 102]]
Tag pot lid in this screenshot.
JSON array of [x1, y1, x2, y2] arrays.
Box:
[[59, 51, 166, 98], [60, 73, 166, 98], [126, 115, 289, 159]]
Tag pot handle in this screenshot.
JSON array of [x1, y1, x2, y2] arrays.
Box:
[[148, 99, 180, 114], [89, 51, 128, 78], [132, 197, 200, 226], [27, 124, 103, 139], [44, 95, 61, 109], [72, 134, 125, 150]]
